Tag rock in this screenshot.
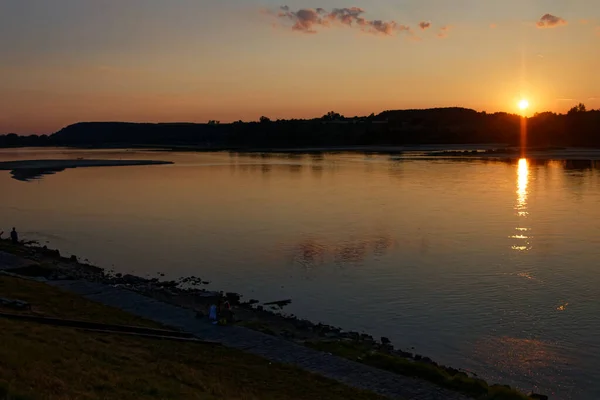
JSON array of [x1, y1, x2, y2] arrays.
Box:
[[263, 299, 292, 308], [225, 292, 241, 305], [381, 337, 391, 345], [247, 299, 259, 305], [414, 354, 423, 361], [70, 255, 77, 262], [341, 331, 360, 341], [157, 281, 178, 288], [122, 274, 145, 285], [195, 311, 204, 319], [528, 394, 548, 400], [325, 332, 339, 339], [395, 350, 413, 359]]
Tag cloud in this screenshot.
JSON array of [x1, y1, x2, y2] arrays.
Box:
[[580, 19, 589, 25], [596, 27, 600, 36], [437, 25, 451, 38], [556, 98, 574, 101], [419, 21, 431, 30], [536, 14, 567, 28], [270, 5, 413, 36], [489, 23, 497, 29]]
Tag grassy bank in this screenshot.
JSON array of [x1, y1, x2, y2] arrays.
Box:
[[0, 275, 385, 400], [306, 341, 529, 400]]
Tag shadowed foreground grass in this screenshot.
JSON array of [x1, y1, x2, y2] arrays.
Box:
[[0, 276, 385, 400]]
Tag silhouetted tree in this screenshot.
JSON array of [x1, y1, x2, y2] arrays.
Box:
[[322, 111, 343, 121], [208, 120, 220, 125], [568, 103, 587, 115], [259, 116, 271, 123]]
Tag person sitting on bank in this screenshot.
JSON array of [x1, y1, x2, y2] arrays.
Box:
[[10, 228, 18, 244], [208, 303, 218, 324], [221, 300, 234, 324]]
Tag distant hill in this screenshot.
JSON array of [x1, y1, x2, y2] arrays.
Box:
[[2, 107, 600, 149], [52, 122, 227, 146]]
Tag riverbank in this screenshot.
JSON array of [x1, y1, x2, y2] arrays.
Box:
[[0, 240, 547, 400], [0, 274, 385, 400]]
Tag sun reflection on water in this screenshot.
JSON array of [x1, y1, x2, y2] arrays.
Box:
[[512, 158, 531, 252], [516, 158, 529, 214]]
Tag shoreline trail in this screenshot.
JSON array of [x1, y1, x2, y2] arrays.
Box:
[[48, 279, 468, 400]]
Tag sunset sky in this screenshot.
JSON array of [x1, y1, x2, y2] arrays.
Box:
[[1, 0, 599, 134]]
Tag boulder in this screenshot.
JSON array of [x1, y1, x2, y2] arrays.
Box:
[[122, 274, 146, 285], [225, 292, 241, 305]]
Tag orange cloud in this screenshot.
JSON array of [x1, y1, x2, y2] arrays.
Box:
[[580, 19, 590, 25], [536, 14, 567, 28], [270, 6, 413, 36], [489, 23, 498, 29], [437, 25, 451, 38]]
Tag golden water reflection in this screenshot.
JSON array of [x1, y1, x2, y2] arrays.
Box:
[[516, 158, 529, 215], [472, 336, 574, 390], [285, 234, 397, 269], [512, 158, 531, 252]]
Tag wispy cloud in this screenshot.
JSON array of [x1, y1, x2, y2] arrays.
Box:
[[556, 98, 574, 101], [536, 14, 567, 28], [268, 6, 413, 36], [489, 23, 497, 29], [580, 19, 590, 25], [437, 25, 451, 38], [596, 27, 600, 36], [419, 21, 431, 30]]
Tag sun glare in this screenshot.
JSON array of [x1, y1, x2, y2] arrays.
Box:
[[518, 99, 529, 111]]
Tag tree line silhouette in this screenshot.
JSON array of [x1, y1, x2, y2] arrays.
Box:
[[1, 105, 599, 149]]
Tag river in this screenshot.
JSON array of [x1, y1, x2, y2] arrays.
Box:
[[1, 147, 599, 399]]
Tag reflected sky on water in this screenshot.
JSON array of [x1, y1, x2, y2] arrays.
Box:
[[1, 148, 600, 399]]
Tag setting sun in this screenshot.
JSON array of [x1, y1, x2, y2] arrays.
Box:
[[518, 99, 530, 111]]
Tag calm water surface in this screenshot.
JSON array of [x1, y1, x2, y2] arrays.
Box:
[[1, 148, 600, 399]]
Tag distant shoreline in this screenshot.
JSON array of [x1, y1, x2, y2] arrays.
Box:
[[4, 145, 600, 162]]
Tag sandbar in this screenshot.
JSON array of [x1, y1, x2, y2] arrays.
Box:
[[0, 159, 173, 181]]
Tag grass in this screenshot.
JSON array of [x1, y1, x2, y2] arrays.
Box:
[[306, 341, 530, 400], [0, 382, 32, 400], [0, 276, 386, 400]]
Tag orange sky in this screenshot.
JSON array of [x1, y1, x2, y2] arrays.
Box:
[[1, 0, 599, 134]]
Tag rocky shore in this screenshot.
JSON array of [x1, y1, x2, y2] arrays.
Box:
[[0, 240, 547, 400]]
